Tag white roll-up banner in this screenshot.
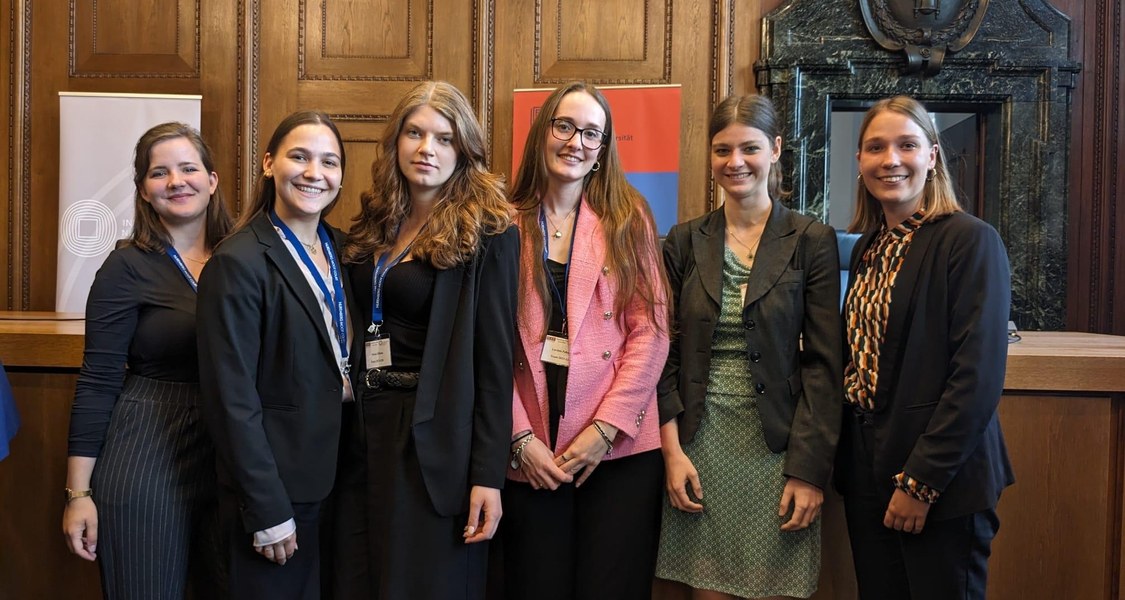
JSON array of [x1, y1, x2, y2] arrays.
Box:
[[56, 92, 202, 313]]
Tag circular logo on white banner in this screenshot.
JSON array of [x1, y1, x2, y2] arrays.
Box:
[[60, 199, 118, 258]]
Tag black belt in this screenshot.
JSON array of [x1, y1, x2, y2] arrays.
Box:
[[363, 368, 420, 390]]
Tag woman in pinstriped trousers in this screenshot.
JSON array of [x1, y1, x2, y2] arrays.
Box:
[[62, 123, 231, 599]]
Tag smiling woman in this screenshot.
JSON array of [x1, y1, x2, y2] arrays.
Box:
[[196, 111, 358, 599]]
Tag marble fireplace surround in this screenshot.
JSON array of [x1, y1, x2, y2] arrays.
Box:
[[756, 0, 1079, 330]]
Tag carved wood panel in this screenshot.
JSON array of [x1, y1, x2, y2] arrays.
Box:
[[250, 0, 482, 231], [70, 0, 200, 77]]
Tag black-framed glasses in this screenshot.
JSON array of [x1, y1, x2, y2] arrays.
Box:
[[550, 118, 607, 150]]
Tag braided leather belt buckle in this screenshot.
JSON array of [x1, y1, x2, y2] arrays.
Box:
[[363, 368, 420, 390]]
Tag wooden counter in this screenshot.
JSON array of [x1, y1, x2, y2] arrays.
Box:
[[1, 316, 1124, 599]]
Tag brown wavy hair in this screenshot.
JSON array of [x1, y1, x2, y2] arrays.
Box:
[[235, 110, 347, 231], [127, 122, 232, 252], [849, 96, 963, 233], [709, 94, 788, 201], [510, 81, 667, 332], [342, 81, 510, 267]]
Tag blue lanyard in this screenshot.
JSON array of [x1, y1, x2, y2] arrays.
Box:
[[269, 210, 350, 364], [164, 246, 198, 293], [368, 243, 413, 335], [539, 202, 580, 332]]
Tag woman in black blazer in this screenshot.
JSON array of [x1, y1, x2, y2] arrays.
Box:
[[197, 110, 357, 599], [656, 95, 842, 599], [837, 96, 1014, 600], [334, 81, 517, 600]]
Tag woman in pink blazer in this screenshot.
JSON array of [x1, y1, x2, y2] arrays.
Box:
[[500, 81, 670, 600]]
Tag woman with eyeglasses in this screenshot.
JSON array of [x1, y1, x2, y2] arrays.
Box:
[[502, 81, 670, 600]]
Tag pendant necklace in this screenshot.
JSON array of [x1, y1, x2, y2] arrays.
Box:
[[726, 227, 761, 260], [544, 203, 579, 239]]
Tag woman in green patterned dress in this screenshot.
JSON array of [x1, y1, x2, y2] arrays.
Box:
[[655, 95, 843, 599]]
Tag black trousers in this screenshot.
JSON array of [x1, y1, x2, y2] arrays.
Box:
[[497, 449, 664, 600], [839, 409, 999, 600], [221, 492, 323, 600]]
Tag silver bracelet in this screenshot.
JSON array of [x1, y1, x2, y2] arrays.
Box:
[[592, 421, 614, 455], [510, 433, 535, 470]]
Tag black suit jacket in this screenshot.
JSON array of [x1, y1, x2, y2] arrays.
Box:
[[353, 226, 519, 517], [197, 213, 361, 533], [837, 212, 1015, 520], [658, 201, 843, 489]]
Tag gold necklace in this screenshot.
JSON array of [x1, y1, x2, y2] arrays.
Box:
[[726, 227, 762, 260], [299, 239, 319, 255], [181, 254, 210, 265], [543, 204, 579, 239]]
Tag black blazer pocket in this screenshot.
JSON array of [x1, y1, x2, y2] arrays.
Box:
[[786, 370, 803, 399], [775, 269, 806, 287], [902, 400, 939, 412]]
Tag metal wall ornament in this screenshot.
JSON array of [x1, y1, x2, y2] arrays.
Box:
[[859, 0, 990, 75]]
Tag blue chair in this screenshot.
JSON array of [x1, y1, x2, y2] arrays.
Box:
[[836, 231, 861, 310]]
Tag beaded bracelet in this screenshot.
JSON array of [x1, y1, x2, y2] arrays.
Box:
[[592, 421, 614, 455]]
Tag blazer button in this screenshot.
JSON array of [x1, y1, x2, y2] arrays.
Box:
[[744, 319, 756, 330], [603, 311, 612, 320], [755, 382, 766, 394], [602, 351, 612, 360], [749, 351, 762, 363]]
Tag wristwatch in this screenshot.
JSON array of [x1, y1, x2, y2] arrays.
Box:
[[64, 488, 93, 503]]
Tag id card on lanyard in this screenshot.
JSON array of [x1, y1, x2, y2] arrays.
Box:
[[269, 210, 351, 375], [539, 203, 579, 367], [366, 242, 414, 369]]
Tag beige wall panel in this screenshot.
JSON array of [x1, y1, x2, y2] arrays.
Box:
[[72, 0, 199, 76]]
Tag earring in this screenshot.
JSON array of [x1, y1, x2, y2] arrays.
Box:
[[926, 168, 935, 182], [856, 174, 862, 181], [264, 170, 273, 178], [591, 161, 601, 172]]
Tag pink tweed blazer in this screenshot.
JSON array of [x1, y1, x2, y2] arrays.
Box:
[[509, 203, 669, 482]]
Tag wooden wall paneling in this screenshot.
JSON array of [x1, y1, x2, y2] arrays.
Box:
[[71, 0, 199, 77], [6, 0, 30, 311], [198, 0, 241, 219], [250, 0, 482, 228], [1, 0, 14, 311], [990, 394, 1116, 600], [492, 0, 715, 222], [1065, 0, 1124, 335], [0, 370, 99, 600]]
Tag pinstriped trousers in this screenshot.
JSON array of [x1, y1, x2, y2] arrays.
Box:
[[91, 375, 225, 600]]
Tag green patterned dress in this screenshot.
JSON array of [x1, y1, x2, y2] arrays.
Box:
[[656, 246, 820, 599]]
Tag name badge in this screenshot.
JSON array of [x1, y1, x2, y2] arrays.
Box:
[[540, 334, 570, 367], [365, 337, 392, 369]]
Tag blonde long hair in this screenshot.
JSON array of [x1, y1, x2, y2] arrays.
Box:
[[343, 81, 510, 267], [510, 81, 667, 331], [848, 96, 962, 233]]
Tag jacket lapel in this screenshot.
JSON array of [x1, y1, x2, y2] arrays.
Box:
[[253, 214, 335, 359], [563, 204, 606, 341], [743, 201, 799, 308], [414, 262, 463, 425], [692, 210, 725, 308], [874, 218, 941, 409]]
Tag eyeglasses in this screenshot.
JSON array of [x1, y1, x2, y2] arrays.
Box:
[[549, 118, 607, 150]]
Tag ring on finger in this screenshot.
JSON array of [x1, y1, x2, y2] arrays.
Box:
[[562, 454, 570, 461]]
